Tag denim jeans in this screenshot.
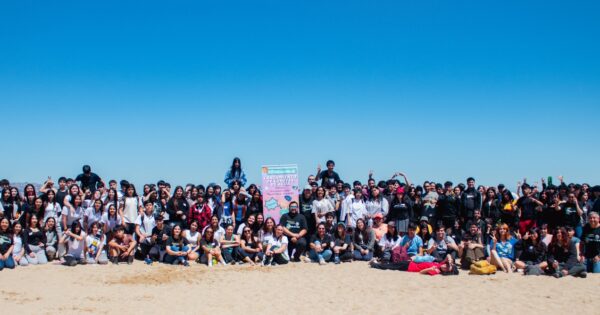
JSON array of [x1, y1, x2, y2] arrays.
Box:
[[309, 249, 332, 262], [353, 249, 373, 261], [587, 258, 600, 273], [0, 256, 16, 270]]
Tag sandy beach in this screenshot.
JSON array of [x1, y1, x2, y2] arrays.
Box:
[[1, 261, 598, 315]]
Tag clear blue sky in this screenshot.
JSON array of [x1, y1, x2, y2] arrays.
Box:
[[1, 1, 599, 189]]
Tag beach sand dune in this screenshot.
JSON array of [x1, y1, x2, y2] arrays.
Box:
[[1, 262, 598, 315]]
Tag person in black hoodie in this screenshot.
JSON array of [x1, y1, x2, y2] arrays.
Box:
[[437, 182, 460, 229], [460, 177, 481, 224], [482, 188, 501, 224], [514, 227, 547, 270], [388, 187, 413, 235]]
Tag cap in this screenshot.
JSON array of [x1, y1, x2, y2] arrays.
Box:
[[420, 216, 429, 222], [374, 213, 384, 219], [396, 187, 405, 194], [387, 221, 396, 227], [304, 184, 312, 191], [337, 222, 346, 228]]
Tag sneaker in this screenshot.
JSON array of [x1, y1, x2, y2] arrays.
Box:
[[271, 261, 278, 266], [144, 258, 153, 265], [111, 257, 119, 265], [579, 271, 587, 278], [183, 261, 190, 267], [334, 257, 340, 264], [319, 258, 326, 265], [127, 256, 134, 265]]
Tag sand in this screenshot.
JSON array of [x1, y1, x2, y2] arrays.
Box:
[[1, 261, 599, 315]]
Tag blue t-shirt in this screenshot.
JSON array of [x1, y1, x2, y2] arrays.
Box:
[[490, 238, 518, 260], [400, 235, 423, 256]]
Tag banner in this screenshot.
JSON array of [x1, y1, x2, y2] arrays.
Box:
[[261, 164, 299, 223]]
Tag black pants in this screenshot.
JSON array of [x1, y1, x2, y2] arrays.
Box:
[[370, 261, 410, 271], [287, 237, 307, 260], [264, 253, 288, 265]]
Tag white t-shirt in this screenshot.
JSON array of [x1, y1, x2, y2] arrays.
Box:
[[84, 208, 104, 227], [378, 234, 401, 250], [312, 199, 334, 223], [44, 202, 61, 223], [101, 213, 123, 232], [67, 232, 87, 258], [268, 235, 289, 260], [123, 196, 141, 224], [62, 206, 85, 227], [135, 213, 156, 237]]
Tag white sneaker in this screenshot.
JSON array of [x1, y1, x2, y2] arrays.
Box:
[[319, 258, 326, 265]]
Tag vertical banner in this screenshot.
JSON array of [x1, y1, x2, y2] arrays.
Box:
[[261, 164, 299, 223]]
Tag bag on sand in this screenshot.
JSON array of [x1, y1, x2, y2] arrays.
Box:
[[469, 260, 497, 275], [391, 246, 409, 263]]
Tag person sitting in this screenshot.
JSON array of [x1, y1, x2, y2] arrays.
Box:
[[220, 224, 240, 264], [237, 226, 263, 265], [200, 226, 226, 267], [332, 222, 353, 264], [263, 225, 289, 266], [400, 223, 424, 258], [85, 222, 109, 264], [426, 225, 459, 263], [547, 227, 587, 278], [353, 219, 375, 261], [163, 224, 192, 266], [279, 201, 308, 262], [309, 223, 334, 265], [488, 224, 517, 273], [458, 222, 485, 269], [514, 227, 548, 272], [108, 226, 136, 265], [60, 221, 86, 267], [378, 221, 400, 262]]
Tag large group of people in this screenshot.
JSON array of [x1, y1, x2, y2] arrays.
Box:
[[1, 158, 599, 278]]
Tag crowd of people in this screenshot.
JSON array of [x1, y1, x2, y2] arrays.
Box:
[[1, 158, 599, 278]]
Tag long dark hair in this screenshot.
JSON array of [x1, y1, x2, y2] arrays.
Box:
[[230, 157, 242, 177], [353, 219, 369, 243]]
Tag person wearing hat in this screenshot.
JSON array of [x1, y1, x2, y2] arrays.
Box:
[[299, 185, 316, 238], [332, 222, 352, 264], [372, 213, 388, 243], [388, 187, 414, 235]]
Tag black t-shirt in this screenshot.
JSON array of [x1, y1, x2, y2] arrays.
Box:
[[561, 203, 580, 227], [516, 196, 538, 220], [310, 233, 333, 250], [76, 173, 101, 192], [279, 213, 307, 234], [151, 226, 171, 249], [56, 189, 68, 208], [166, 236, 189, 249], [318, 170, 340, 188], [334, 234, 352, 248], [0, 232, 13, 254], [582, 224, 600, 259]]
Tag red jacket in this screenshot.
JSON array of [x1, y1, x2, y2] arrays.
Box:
[[188, 203, 212, 231]]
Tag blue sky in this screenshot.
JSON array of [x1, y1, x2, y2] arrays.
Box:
[[1, 1, 599, 189]]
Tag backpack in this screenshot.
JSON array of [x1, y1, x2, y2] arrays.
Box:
[[391, 245, 409, 263], [469, 260, 497, 275]]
